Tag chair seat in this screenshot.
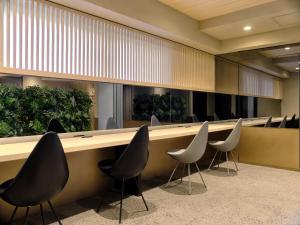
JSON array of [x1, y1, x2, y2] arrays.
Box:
[[208, 141, 225, 147], [167, 149, 186, 161], [98, 159, 116, 176], [0, 179, 14, 196]]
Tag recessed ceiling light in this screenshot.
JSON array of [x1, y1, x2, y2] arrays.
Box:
[[296, 67, 299, 70], [284, 47, 291, 50], [243, 26, 252, 31]]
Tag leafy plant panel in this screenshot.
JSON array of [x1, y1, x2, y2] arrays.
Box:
[[0, 84, 93, 137]]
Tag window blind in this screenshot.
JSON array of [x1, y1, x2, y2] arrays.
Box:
[[0, 0, 215, 92]]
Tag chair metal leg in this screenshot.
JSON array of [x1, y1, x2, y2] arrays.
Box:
[[96, 190, 107, 213], [194, 163, 207, 189], [230, 151, 239, 172], [180, 164, 186, 183], [23, 207, 30, 225], [218, 151, 222, 168], [133, 177, 148, 211], [208, 151, 218, 170], [9, 206, 18, 225], [119, 179, 124, 224], [40, 204, 45, 225], [165, 162, 180, 187], [187, 164, 192, 195], [47, 200, 62, 225], [225, 152, 230, 176]]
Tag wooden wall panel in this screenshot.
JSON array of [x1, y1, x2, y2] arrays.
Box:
[[215, 57, 238, 95], [0, 0, 215, 92]]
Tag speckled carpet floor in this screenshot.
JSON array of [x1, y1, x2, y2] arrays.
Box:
[[27, 163, 300, 225]]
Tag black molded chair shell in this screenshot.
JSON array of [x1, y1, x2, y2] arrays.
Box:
[[99, 125, 149, 180], [1, 132, 69, 207], [47, 118, 66, 133]]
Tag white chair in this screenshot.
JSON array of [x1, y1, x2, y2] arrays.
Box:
[[166, 121, 208, 194], [207, 118, 242, 175], [151, 115, 161, 126]]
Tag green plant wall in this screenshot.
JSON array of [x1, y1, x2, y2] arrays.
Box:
[[0, 84, 93, 137]]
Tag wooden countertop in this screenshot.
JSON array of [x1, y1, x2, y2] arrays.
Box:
[[0, 117, 286, 162]]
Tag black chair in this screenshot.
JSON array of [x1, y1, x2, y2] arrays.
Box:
[[106, 117, 119, 129], [0, 132, 69, 225], [278, 116, 287, 128], [264, 116, 272, 127], [97, 125, 149, 223], [47, 118, 66, 133], [287, 114, 296, 128]]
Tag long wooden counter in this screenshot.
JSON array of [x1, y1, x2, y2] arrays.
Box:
[[0, 117, 286, 162]]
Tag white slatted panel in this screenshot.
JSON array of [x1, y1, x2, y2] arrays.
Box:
[[0, 0, 215, 92], [239, 66, 283, 99]]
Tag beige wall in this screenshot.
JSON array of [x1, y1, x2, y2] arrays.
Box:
[[281, 74, 299, 117], [257, 98, 281, 117]]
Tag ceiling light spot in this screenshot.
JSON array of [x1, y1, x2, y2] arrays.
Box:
[[243, 26, 252, 31], [284, 47, 291, 50], [296, 67, 299, 70]]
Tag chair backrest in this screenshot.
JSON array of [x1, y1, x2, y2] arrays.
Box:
[[278, 116, 287, 128], [214, 113, 219, 121], [47, 118, 66, 133], [151, 115, 161, 126], [191, 114, 199, 122], [264, 116, 272, 127], [222, 118, 242, 152], [110, 125, 149, 179], [287, 114, 296, 128], [2, 132, 69, 206], [106, 117, 119, 129], [179, 121, 208, 163]]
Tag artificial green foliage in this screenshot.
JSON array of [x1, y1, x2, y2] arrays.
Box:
[[0, 84, 93, 137], [133, 92, 187, 122]]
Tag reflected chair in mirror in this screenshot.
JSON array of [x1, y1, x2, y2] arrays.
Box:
[[106, 117, 119, 129], [214, 113, 220, 121], [96, 125, 149, 224], [150, 115, 161, 126], [0, 132, 69, 225], [278, 116, 287, 128], [165, 121, 208, 195], [208, 118, 242, 175], [231, 112, 237, 119], [191, 114, 199, 122], [47, 118, 66, 133], [264, 116, 272, 127], [287, 114, 296, 128]]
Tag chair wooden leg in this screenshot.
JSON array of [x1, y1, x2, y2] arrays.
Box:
[[187, 164, 192, 195], [47, 200, 62, 225], [119, 179, 124, 224], [208, 151, 218, 170], [23, 207, 30, 225], [40, 204, 45, 225], [9, 206, 18, 225]]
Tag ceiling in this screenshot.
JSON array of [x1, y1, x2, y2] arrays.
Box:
[[220, 43, 300, 78], [158, 0, 276, 21], [159, 0, 300, 40], [260, 45, 300, 73]]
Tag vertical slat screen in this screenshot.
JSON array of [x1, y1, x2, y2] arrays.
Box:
[[0, 0, 215, 92], [239, 65, 283, 99]]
